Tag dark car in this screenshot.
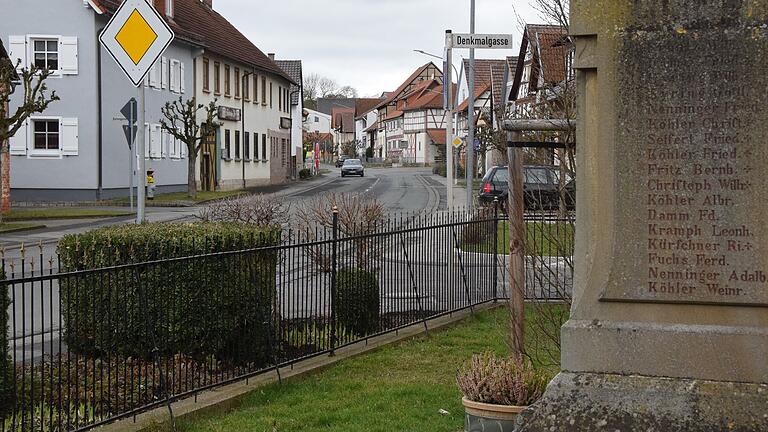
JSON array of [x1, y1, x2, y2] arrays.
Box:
[[478, 165, 575, 210], [335, 155, 349, 168], [341, 159, 365, 177]]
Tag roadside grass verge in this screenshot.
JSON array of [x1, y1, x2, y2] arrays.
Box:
[[0, 222, 46, 232], [461, 221, 574, 257], [3, 209, 134, 221], [110, 190, 246, 205], [147, 305, 561, 432]]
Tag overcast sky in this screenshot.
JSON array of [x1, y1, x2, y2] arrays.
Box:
[[215, 0, 545, 97]]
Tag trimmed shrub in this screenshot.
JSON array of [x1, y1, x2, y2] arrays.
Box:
[[299, 168, 312, 179], [335, 268, 380, 337], [432, 163, 447, 177], [57, 223, 281, 367], [0, 268, 13, 419]]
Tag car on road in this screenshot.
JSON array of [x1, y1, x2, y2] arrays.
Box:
[[335, 155, 349, 168], [478, 165, 575, 210], [341, 159, 365, 177]]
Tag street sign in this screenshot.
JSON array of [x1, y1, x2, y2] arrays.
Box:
[[99, 0, 174, 87], [474, 138, 481, 151], [452, 34, 514, 50], [120, 98, 137, 122], [452, 136, 464, 148], [123, 125, 138, 148]]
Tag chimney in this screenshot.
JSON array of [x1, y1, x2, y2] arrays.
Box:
[[268, 53, 275, 61]]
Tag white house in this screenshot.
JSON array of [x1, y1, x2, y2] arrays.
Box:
[[191, 0, 296, 191], [274, 58, 303, 178], [303, 108, 331, 134]]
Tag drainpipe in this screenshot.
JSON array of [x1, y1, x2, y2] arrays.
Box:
[[97, 27, 104, 199]]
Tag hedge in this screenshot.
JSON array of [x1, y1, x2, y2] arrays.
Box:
[[57, 223, 281, 367], [335, 268, 380, 337], [0, 267, 13, 419]]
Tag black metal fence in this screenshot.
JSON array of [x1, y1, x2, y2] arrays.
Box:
[[1, 208, 573, 431]]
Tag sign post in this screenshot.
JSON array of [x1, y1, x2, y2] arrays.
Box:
[[99, 0, 174, 223], [120, 98, 138, 210], [447, 29, 513, 212]]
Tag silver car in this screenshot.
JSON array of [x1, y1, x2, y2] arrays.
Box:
[[341, 159, 365, 177]]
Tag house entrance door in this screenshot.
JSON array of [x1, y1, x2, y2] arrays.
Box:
[[200, 130, 217, 191]]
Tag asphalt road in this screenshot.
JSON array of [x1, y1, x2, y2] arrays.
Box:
[[4, 167, 449, 361]]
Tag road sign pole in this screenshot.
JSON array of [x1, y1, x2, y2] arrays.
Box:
[[445, 30, 454, 210], [137, 85, 146, 224], [129, 101, 135, 211], [466, 0, 476, 213]]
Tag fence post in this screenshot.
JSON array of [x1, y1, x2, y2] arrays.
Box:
[[493, 197, 499, 302], [330, 206, 339, 356]]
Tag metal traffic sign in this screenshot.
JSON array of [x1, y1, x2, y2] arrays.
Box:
[[120, 98, 138, 148], [120, 97, 137, 121], [452, 136, 464, 148], [122, 125, 138, 148], [451, 34, 514, 50], [99, 0, 174, 87]]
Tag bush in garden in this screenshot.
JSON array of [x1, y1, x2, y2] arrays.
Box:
[[432, 163, 447, 177], [299, 168, 312, 179], [197, 193, 290, 225], [335, 268, 380, 337], [0, 268, 13, 419], [57, 223, 281, 367]]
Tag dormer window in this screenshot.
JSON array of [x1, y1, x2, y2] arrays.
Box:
[[166, 0, 174, 17]]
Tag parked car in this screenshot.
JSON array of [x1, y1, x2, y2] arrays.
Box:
[[335, 155, 349, 168], [341, 159, 365, 177], [478, 165, 575, 210]]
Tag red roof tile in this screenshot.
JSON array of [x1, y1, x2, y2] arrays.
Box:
[[457, 83, 490, 111], [376, 62, 441, 109], [354, 98, 383, 118], [427, 129, 446, 145]]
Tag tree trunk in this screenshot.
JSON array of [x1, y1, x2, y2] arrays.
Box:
[[1, 147, 10, 215], [187, 151, 197, 199]]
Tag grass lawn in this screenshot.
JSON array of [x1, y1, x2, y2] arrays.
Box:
[[111, 190, 246, 204], [3, 208, 134, 221], [150, 306, 561, 432], [0, 222, 46, 232], [462, 221, 574, 257]]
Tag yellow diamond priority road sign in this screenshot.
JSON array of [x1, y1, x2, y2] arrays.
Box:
[[99, 0, 174, 87]]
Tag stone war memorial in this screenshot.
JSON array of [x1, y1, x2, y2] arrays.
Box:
[[516, 0, 768, 430]]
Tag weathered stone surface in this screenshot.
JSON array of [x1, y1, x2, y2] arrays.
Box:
[[515, 372, 768, 432], [515, 1, 768, 430], [605, 0, 768, 306]]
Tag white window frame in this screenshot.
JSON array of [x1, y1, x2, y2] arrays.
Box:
[[28, 116, 63, 158], [27, 35, 62, 77]]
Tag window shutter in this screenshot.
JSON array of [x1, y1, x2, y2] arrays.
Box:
[[151, 124, 162, 158], [168, 59, 176, 92], [161, 130, 168, 158], [8, 36, 27, 71], [180, 62, 186, 94], [144, 123, 151, 158], [59, 37, 78, 75], [9, 120, 28, 155], [149, 63, 159, 88], [61, 118, 79, 156], [161, 57, 169, 90], [180, 138, 187, 159]]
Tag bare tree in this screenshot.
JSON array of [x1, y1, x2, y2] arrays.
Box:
[[336, 85, 358, 98], [159, 97, 218, 199], [318, 77, 339, 98], [0, 60, 59, 214]]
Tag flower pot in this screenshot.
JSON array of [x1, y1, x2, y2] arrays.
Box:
[[462, 397, 525, 432]]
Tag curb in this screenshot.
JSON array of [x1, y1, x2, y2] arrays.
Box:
[[0, 224, 47, 234]]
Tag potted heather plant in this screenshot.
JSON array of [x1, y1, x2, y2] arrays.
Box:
[[456, 353, 549, 432]]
